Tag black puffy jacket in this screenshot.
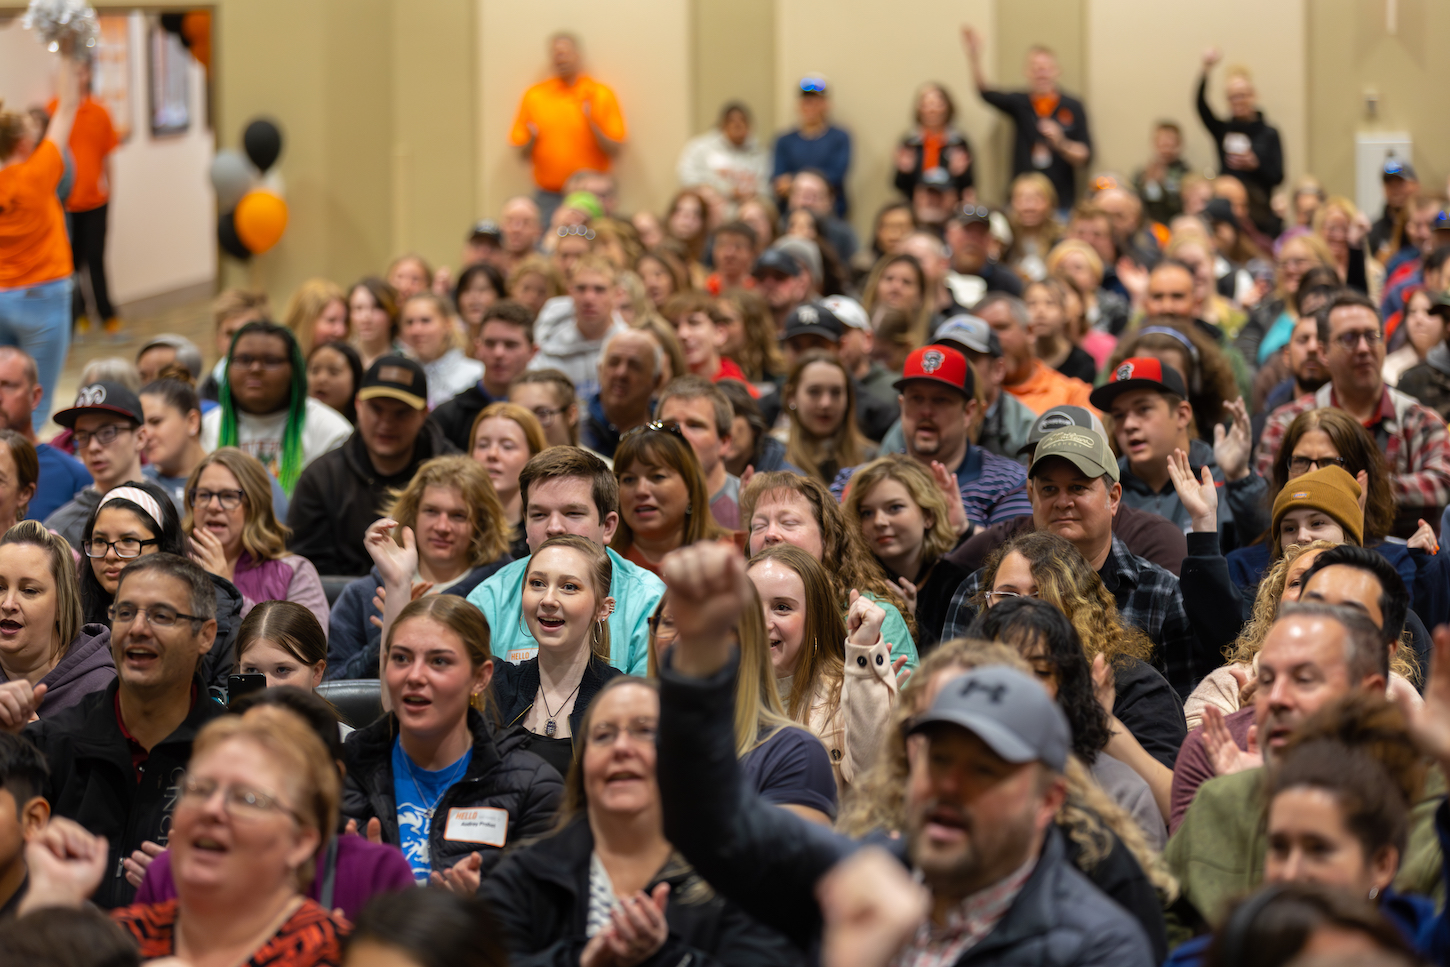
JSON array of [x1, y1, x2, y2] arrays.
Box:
[[340, 708, 563, 877], [483, 817, 805, 967]]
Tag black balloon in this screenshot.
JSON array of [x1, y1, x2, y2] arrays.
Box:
[[218, 211, 252, 260], [242, 119, 282, 173]]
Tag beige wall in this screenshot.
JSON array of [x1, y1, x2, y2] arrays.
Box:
[[991, 0, 1085, 203], [693, 0, 776, 141], [775, 0, 996, 236], [1085, 0, 1306, 191], [477, 0, 692, 223]]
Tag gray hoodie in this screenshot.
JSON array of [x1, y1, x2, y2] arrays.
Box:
[[527, 295, 627, 397], [0, 624, 115, 717]]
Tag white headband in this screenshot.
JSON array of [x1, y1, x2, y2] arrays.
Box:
[[98, 487, 164, 527]]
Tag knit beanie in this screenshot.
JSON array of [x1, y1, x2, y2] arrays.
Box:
[[1272, 465, 1364, 547]]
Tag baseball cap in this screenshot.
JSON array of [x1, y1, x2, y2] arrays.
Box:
[[1429, 293, 1450, 320], [893, 344, 974, 399], [917, 167, 953, 191], [468, 219, 502, 242], [561, 191, 604, 220], [752, 247, 804, 279], [136, 333, 204, 380], [1203, 197, 1237, 226], [799, 74, 828, 95], [1029, 426, 1120, 482], [772, 237, 823, 283], [1383, 157, 1417, 181], [933, 314, 1000, 357], [1018, 405, 1108, 456], [956, 204, 992, 226], [358, 356, 428, 411], [821, 295, 870, 332], [1088, 357, 1188, 412], [1433, 210, 1450, 234], [783, 302, 843, 343], [53, 382, 145, 429], [908, 666, 1071, 772]]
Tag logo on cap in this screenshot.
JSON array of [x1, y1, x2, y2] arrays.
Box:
[[1291, 491, 1309, 499], [76, 384, 107, 406], [1116, 363, 1135, 381], [378, 365, 418, 387], [1036, 412, 1073, 432], [1056, 429, 1097, 450], [921, 349, 945, 374], [961, 679, 1007, 703], [796, 305, 818, 325]]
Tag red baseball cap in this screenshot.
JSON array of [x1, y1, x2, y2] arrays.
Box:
[[1088, 356, 1187, 411], [893, 344, 975, 399]]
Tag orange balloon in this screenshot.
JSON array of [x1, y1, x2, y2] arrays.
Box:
[[234, 190, 288, 254]]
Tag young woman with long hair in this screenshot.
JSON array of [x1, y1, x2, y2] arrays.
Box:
[[663, 189, 711, 268], [342, 595, 563, 885], [284, 278, 349, 357], [490, 535, 621, 780], [480, 677, 803, 966], [635, 248, 691, 310], [386, 253, 433, 303], [184, 448, 329, 631], [469, 402, 547, 560], [1004, 172, 1062, 282], [454, 263, 506, 350], [611, 422, 731, 576], [717, 287, 783, 383], [742, 471, 918, 669], [305, 339, 364, 425], [347, 276, 401, 371], [0, 430, 36, 533], [78, 480, 187, 626], [860, 253, 932, 349], [782, 352, 872, 485], [1025, 277, 1097, 383], [399, 293, 483, 410], [139, 373, 209, 510], [746, 545, 897, 798]]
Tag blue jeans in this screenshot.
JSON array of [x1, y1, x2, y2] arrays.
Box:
[[0, 277, 74, 429]]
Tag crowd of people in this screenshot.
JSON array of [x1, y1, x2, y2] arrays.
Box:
[[5, 23, 1450, 967]]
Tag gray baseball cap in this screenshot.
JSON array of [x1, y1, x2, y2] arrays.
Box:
[[908, 666, 1071, 772], [1017, 405, 1108, 455], [934, 314, 1000, 357]]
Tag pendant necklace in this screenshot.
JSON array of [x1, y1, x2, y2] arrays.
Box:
[[540, 678, 584, 737]]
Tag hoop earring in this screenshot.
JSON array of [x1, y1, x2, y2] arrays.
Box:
[[517, 612, 536, 640], [592, 620, 603, 646]]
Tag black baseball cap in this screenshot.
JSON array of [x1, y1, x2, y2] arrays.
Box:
[[753, 248, 804, 278], [468, 219, 502, 242], [1383, 158, 1417, 181], [358, 356, 428, 411], [956, 204, 991, 226], [53, 382, 144, 429], [917, 167, 953, 191], [1429, 293, 1450, 321], [783, 302, 843, 343]]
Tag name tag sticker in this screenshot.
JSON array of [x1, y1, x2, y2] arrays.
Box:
[[444, 806, 508, 847], [506, 647, 537, 664]]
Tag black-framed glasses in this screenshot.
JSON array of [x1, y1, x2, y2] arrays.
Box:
[[620, 421, 685, 444], [109, 603, 207, 628], [74, 424, 133, 449], [1288, 455, 1349, 475], [1331, 329, 1383, 351], [189, 488, 247, 511], [178, 774, 304, 824], [84, 537, 159, 560]]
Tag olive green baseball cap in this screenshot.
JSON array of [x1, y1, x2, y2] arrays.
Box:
[[1028, 426, 1120, 483]]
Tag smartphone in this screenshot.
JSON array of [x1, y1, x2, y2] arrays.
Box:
[[1224, 132, 1251, 156], [227, 673, 267, 706]]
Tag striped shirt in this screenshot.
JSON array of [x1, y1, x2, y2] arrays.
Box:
[[832, 445, 1031, 526]]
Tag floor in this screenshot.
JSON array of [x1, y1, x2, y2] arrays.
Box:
[[50, 295, 214, 435]]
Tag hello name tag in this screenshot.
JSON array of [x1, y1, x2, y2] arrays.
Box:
[[444, 806, 508, 847], [507, 646, 538, 664]]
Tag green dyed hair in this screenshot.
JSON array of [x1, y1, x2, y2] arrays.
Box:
[[217, 320, 309, 494]]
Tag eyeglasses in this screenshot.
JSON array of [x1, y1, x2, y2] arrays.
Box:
[[231, 353, 289, 371], [985, 590, 1038, 607], [1331, 329, 1383, 351], [189, 488, 247, 511], [529, 405, 562, 427], [74, 424, 133, 449], [178, 774, 303, 824], [1288, 455, 1349, 474], [84, 537, 159, 560], [110, 603, 207, 628], [587, 721, 659, 747], [620, 421, 686, 443], [556, 225, 596, 240]]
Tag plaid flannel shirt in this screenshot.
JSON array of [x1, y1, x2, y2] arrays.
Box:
[[1254, 383, 1450, 511], [942, 535, 1207, 697]]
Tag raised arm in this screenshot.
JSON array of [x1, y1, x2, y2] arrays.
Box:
[[1195, 48, 1225, 139], [45, 45, 81, 150], [960, 26, 993, 95]]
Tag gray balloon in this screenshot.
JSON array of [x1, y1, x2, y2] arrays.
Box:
[[209, 149, 257, 211]]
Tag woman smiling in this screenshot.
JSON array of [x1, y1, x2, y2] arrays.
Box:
[[0, 521, 111, 724], [612, 422, 732, 576], [470, 403, 547, 560], [400, 293, 483, 410]]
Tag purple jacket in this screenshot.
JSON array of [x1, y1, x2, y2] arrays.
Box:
[[136, 833, 415, 921], [0, 624, 115, 717]]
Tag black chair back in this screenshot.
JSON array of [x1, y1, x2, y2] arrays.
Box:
[[316, 679, 384, 729], [320, 575, 364, 607]]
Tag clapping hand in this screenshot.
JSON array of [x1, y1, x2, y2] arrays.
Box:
[[1214, 398, 1252, 482], [930, 461, 971, 537], [1167, 448, 1218, 534], [364, 518, 417, 590], [0, 680, 45, 733], [581, 884, 671, 967], [344, 817, 384, 844], [660, 541, 752, 678], [818, 847, 929, 967], [122, 840, 164, 889], [1408, 518, 1440, 555], [1398, 625, 1450, 770], [431, 852, 483, 896], [1202, 47, 1223, 70], [1202, 705, 1262, 776]]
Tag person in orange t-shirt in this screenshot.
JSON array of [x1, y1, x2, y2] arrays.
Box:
[[510, 33, 626, 223], [977, 292, 1098, 417], [1, 50, 80, 429], [49, 56, 119, 334]]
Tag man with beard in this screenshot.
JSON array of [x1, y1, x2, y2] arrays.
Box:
[[1164, 601, 1447, 927], [652, 540, 1153, 967], [830, 345, 1031, 529]]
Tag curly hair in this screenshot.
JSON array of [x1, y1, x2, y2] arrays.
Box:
[[1104, 315, 1238, 441], [1269, 408, 1395, 550], [385, 455, 510, 568], [967, 597, 1111, 764], [842, 454, 957, 571], [837, 637, 1178, 902], [718, 287, 783, 381], [976, 531, 1154, 666], [740, 471, 915, 639], [782, 351, 869, 485], [1230, 540, 1337, 663]]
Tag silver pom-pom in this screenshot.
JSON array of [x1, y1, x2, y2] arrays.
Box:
[[21, 0, 100, 54]]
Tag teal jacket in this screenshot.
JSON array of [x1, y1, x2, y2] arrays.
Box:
[[466, 548, 663, 676]]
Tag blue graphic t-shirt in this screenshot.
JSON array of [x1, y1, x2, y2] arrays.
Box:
[[391, 737, 472, 883]]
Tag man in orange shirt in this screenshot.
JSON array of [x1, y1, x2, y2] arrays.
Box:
[[510, 34, 626, 223], [976, 292, 1097, 416], [50, 56, 119, 335]]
